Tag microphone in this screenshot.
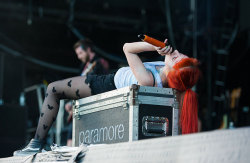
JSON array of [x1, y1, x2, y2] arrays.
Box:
[[138, 34, 167, 48]]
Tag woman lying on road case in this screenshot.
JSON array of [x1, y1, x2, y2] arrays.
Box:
[[14, 35, 200, 156]]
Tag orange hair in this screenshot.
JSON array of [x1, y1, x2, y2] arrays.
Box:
[[167, 58, 200, 134]]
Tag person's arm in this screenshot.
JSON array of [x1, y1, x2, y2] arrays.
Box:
[[123, 39, 173, 86], [123, 42, 155, 86], [99, 58, 109, 73]]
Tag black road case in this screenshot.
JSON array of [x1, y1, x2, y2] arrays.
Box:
[[73, 84, 179, 146]]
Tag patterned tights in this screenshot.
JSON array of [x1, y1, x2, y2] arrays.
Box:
[[34, 76, 91, 140]]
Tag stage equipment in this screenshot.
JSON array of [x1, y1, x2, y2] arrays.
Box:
[[72, 84, 179, 146]]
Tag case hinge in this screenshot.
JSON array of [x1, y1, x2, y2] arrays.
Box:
[[129, 84, 139, 106]]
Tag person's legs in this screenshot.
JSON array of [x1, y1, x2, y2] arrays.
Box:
[[35, 76, 91, 141], [14, 76, 91, 156]]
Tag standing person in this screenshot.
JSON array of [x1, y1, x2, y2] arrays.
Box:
[[65, 38, 110, 146], [73, 38, 109, 76], [14, 38, 200, 156]]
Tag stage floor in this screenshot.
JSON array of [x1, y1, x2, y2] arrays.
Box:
[[0, 127, 250, 163]]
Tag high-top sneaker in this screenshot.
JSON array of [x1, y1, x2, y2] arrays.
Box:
[[13, 139, 44, 156]]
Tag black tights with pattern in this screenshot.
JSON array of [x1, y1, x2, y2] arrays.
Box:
[[34, 76, 91, 140]]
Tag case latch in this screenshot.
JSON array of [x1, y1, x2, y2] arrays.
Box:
[[142, 116, 169, 136]]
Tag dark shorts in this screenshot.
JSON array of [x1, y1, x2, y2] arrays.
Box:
[[85, 73, 116, 95]]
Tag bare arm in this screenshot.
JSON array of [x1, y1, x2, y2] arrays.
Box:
[[123, 42, 156, 86]]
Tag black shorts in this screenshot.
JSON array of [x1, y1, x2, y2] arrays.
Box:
[[85, 73, 116, 95]]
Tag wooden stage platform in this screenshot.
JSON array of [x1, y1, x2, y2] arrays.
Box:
[[0, 127, 249, 163]]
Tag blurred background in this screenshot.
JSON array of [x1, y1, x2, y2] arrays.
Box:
[[0, 0, 249, 157]]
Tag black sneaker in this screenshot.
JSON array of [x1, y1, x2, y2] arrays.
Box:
[[13, 139, 44, 156]]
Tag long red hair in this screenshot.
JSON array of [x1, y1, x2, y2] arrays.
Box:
[[167, 58, 200, 134]]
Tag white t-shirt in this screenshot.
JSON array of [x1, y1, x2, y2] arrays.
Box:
[[114, 61, 165, 89]]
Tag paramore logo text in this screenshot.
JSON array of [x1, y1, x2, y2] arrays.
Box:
[[79, 124, 125, 144]]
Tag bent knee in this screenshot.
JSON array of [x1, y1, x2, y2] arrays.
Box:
[[46, 81, 62, 94]]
